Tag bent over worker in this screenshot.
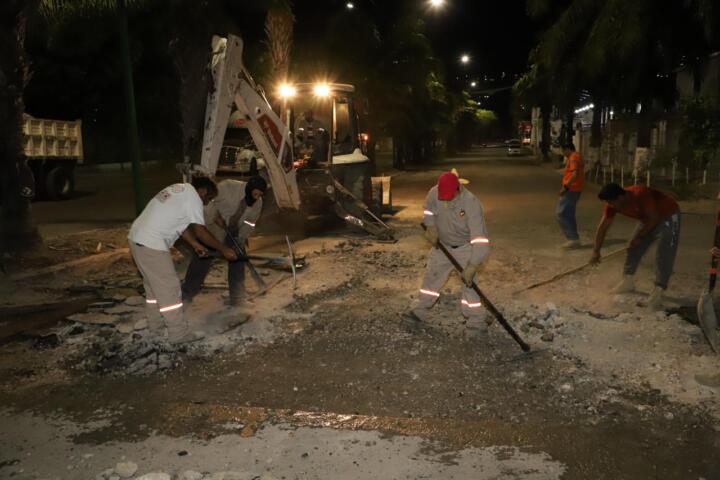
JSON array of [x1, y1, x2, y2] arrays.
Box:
[[128, 177, 237, 344], [182, 176, 267, 306], [409, 171, 490, 327], [590, 183, 680, 310]]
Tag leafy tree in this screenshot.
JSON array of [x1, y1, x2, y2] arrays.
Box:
[[521, 0, 719, 149]]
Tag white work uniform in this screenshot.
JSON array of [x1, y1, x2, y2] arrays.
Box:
[[413, 186, 490, 321], [128, 183, 205, 340], [204, 180, 263, 243]]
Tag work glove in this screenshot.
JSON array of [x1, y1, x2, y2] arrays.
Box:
[[462, 262, 480, 286], [424, 225, 439, 247]]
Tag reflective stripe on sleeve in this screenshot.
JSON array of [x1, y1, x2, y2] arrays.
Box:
[[159, 302, 183, 313], [420, 288, 440, 297], [471, 237, 490, 245], [146, 299, 158, 304], [423, 210, 435, 216], [244, 220, 256, 228], [461, 299, 482, 308]]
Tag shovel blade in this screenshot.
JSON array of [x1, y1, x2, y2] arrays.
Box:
[[697, 290, 720, 354]]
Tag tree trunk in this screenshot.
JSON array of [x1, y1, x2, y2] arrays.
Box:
[[540, 104, 551, 161], [636, 99, 652, 148], [0, 0, 41, 252], [590, 102, 602, 148]]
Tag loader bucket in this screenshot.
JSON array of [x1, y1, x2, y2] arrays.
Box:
[[697, 289, 720, 354]]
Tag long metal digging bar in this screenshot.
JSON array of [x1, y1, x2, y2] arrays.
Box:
[[223, 226, 267, 289], [515, 247, 627, 294], [421, 224, 530, 352]]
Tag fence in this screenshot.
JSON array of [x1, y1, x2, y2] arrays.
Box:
[[586, 162, 720, 198]]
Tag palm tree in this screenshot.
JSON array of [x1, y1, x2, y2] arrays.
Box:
[[264, 0, 294, 89], [0, 0, 41, 252]]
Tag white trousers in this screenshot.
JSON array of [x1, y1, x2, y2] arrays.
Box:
[[412, 244, 484, 321]]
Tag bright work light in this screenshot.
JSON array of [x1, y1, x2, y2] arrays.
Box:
[[278, 84, 296, 98], [314, 84, 331, 97]]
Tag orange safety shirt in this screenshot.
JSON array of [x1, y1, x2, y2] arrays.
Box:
[[562, 151, 584, 192]]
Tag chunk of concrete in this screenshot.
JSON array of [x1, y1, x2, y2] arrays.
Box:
[[135, 473, 171, 480], [67, 312, 119, 326], [114, 461, 138, 478]]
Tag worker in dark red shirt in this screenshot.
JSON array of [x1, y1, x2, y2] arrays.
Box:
[[590, 183, 681, 309]]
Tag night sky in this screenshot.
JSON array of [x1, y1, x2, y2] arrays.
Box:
[[292, 0, 535, 92]]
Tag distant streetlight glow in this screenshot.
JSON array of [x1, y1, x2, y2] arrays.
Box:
[[429, 0, 445, 8], [460, 54, 470, 64], [470, 81, 477, 88], [346, 2, 354, 9]]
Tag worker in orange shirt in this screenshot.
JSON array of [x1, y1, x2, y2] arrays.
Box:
[[556, 143, 584, 248]]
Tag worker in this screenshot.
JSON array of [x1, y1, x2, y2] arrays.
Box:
[[128, 177, 238, 344], [590, 183, 681, 310], [406, 171, 491, 330], [556, 143, 584, 249], [182, 176, 267, 306], [296, 109, 326, 165]]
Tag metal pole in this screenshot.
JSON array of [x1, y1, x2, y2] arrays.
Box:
[[621, 165, 624, 187], [610, 165, 614, 183], [634, 169, 638, 185], [703, 170, 707, 185], [117, 0, 144, 216], [646, 170, 650, 187], [672, 164, 676, 186]]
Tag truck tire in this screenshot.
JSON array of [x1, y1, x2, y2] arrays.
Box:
[[45, 166, 74, 200]]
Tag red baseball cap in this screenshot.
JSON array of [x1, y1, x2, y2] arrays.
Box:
[[437, 172, 460, 200]]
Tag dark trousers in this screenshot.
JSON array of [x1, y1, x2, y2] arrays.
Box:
[[624, 213, 681, 289], [182, 235, 246, 301], [556, 191, 581, 240]]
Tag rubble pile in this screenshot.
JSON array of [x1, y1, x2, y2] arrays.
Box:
[[95, 462, 280, 480]]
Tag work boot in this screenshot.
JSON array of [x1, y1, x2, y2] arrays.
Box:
[[401, 311, 425, 333], [648, 286, 665, 311], [695, 372, 720, 388], [561, 239, 582, 249], [612, 275, 635, 294], [169, 330, 205, 345]]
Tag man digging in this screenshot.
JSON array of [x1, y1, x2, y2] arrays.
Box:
[[128, 177, 238, 345], [590, 183, 681, 310], [182, 176, 267, 307], [405, 170, 491, 331]]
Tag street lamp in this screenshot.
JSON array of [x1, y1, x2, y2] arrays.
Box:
[[470, 81, 477, 88], [346, 2, 354, 9], [429, 0, 445, 8], [460, 54, 470, 65]]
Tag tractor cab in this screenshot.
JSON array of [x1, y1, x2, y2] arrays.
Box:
[[278, 83, 372, 205]]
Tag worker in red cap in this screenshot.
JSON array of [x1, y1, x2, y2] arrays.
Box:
[[406, 170, 491, 331]]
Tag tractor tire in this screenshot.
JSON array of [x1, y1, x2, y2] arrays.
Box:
[[45, 166, 74, 200]]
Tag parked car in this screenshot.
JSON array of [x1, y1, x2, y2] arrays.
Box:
[[507, 139, 523, 156]]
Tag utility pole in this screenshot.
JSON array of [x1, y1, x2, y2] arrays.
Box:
[[117, 0, 144, 216]]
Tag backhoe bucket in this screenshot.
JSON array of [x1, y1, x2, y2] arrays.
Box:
[[697, 289, 720, 354]]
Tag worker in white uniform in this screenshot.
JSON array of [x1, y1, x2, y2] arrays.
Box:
[[128, 177, 238, 344], [182, 176, 267, 305], [408, 171, 490, 328]]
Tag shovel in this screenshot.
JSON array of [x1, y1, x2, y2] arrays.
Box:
[[697, 210, 720, 354]]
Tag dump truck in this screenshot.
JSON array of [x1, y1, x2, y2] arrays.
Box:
[[21, 114, 83, 200]]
